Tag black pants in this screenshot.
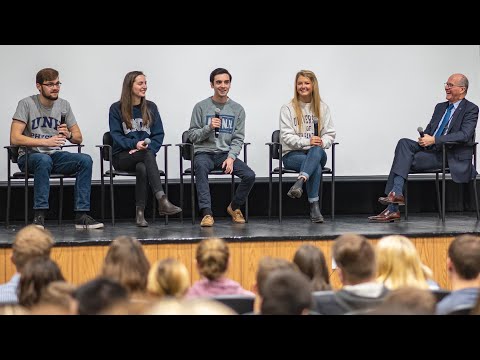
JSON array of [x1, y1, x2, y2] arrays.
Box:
[[113, 150, 164, 207]]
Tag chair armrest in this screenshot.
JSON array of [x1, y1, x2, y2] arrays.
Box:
[[161, 143, 172, 148], [244, 142, 251, 146], [445, 141, 477, 147], [175, 142, 192, 147], [95, 144, 112, 148], [265, 142, 280, 146]]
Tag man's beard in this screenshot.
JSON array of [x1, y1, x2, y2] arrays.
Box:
[[41, 88, 59, 101]]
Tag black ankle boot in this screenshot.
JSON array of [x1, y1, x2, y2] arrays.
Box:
[[287, 178, 304, 199], [157, 195, 182, 216], [136, 206, 148, 227], [310, 201, 324, 223]]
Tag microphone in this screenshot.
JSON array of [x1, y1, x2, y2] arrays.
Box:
[[214, 108, 221, 138], [60, 112, 66, 125], [142, 138, 151, 147], [417, 127, 425, 138], [313, 118, 319, 136]]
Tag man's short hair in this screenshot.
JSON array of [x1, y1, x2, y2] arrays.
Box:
[[209, 68, 232, 83], [36, 68, 59, 84], [448, 234, 480, 280], [12, 225, 54, 272]]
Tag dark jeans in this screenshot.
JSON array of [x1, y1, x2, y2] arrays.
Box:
[[193, 151, 256, 211], [17, 151, 93, 211], [385, 138, 442, 194], [113, 150, 164, 208]]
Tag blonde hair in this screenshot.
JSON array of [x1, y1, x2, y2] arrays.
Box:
[[195, 238, 229, 281], [292, 70, 322, 133], [376, 235, 429, 289], [12, 225, 54, 272], [147, 258, 190, 298]]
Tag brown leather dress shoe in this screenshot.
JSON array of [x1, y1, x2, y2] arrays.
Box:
[[368, 208, 401, 222], [378, 191, 405, 206]]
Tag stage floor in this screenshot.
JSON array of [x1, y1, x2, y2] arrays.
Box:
[[1, 213, 480, 246]]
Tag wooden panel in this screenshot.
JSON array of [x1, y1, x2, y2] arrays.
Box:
[[226, 242, 243, 290], [158, 243, 195, 284], [274, 240, 302, 261], [240, 241, 266, 294], [71, 245, 108, 285], [51, 246, 73, 282], [142, 244, 158, 268], [414, 236, 452, 290]]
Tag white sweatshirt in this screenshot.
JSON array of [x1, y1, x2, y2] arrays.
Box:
[[279, 100, 336, 155]]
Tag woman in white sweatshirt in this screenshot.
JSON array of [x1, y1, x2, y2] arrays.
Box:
[[279, 70, 336, 222]]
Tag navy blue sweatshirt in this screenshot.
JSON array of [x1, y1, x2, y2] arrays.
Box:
[[109, 100, 165, 156]]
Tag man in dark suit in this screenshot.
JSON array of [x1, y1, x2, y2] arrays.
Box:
[[369, 73, 479, 222]]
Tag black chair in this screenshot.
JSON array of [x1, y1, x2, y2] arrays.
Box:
[[176, 130, 250, 224], [404, 141, 479, 222], [210, 294, 255, 314], [5, 144, 83, 227], [96, 131, 170, 226], [266, 130, 338, 222]]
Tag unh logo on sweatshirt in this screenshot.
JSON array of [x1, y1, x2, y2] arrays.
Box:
[[207, 114, 235, 134]]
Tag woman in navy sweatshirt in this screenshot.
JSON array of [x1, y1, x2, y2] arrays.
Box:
[[108, 71, 181, 226]]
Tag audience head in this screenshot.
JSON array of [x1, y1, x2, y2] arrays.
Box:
[[102, 236, 150, 294], [12, 225, 54, 273], [74, 277, 129, 315], [18, 257, 64, 308], [376, 235, 429, 290], [195, 238, 229, 281], [260, 269, 312, 315], [147, 258, 190, 299], [146, 298, 236, 315], [37, 281, 77, 314], [378, 286, 436, 315], [293, 244, 331, 291], [333, 233, 376, 285], [256, 256, 298, 297], [447, 234, 480, 281]]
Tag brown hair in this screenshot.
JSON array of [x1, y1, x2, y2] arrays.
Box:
[[195, 238, 229, 281], [36, 68, 59, 84], [12, 225, 54, 272], [102, 236, 150, 293], [293, 244, 331, 291], [120, 71, 151, 129]]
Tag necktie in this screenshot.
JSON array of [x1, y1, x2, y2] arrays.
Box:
[[434, 103, 454, 136]]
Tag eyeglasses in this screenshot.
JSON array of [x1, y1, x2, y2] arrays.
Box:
[[444, 82, 464, 89], [42, 82, 62, 88]]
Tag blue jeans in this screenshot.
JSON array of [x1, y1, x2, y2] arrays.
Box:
[[194, 152, 256, 211], [17, 151, 94, 211], [283, 147, 327, 202]]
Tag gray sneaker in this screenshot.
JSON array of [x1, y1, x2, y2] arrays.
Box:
[[75, 214, 104, 229]]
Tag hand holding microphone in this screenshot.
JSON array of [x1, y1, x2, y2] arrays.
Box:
[[58, 112, 70, 138], [131, 138, 151, 154], [417, 127, 425, 138], [212, 108, 221, 138]]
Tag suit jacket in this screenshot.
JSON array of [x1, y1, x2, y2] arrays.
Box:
[[424, 98, 479, 183]]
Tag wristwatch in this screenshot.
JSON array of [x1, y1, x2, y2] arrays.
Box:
[[68, 131, 73, 140]]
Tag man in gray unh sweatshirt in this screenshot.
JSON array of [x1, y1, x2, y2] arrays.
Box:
[[187, 68, 255, 227]]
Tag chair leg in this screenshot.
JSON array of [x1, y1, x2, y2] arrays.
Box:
[[24, 177, 28, 225], [164, 175, 168, 226], [6, 179, 11, 228], [331, 174, 335, 221], [435, 173, 441, 219], [180, 174, 184, 224], [441, 173, 446, 223], [268, 174, 272, 219], [191, 174, 195, 225], [110, 175, 115, 226], [319, 173, 324, 213], [473, 177, 480, 220], [404, 180, 408, 220], [279, 175, 282, 223], [101, 175, 105, 221], [59, 179, 63, 225]]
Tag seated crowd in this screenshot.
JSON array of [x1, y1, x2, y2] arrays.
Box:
[[0, 225, 479, 315]]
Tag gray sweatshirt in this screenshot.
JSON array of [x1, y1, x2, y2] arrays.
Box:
[[188, 97, 245, 160], [279, 100, 336, 155]]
